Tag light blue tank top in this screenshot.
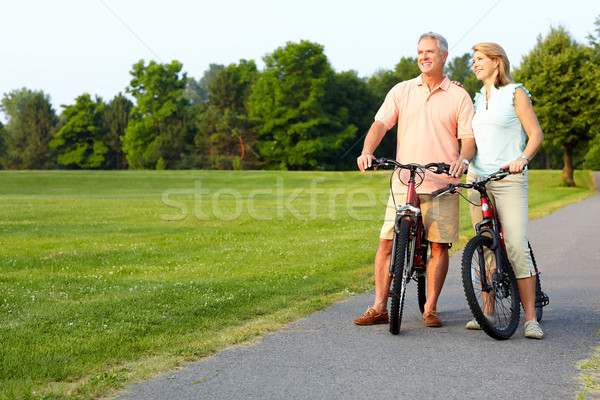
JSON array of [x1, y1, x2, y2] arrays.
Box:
[[470, 83, 531, 176]]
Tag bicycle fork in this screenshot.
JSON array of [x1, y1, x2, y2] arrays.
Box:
[[388, 208, 419, 280], [474, 197, 510, 298]]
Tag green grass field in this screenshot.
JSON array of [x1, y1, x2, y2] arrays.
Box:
[[0, 169, 595, 399]]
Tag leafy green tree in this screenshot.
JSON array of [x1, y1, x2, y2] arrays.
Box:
[[395, 57, 421, 80], [368, 57, 420, 101], [368, 57, 421, 159], [514, 26, 596, 185], [368, 68, 398, 102], [184, 77, 206, 106], [0, 88, 58, 169], [321, 70, 379, 169], [0, 121, 7, 163], [249, 41, 351, 169], [445, 53, 471, 82], [49, 94, 107, 169], [102, 93, 133, 169], [583, 134, 600, 170], [184, 64, 226, 107], [197, 59, 259, 169], [123, 60, 194, 169], [445, 52, 483, 98], [583, 15, 600, 170]]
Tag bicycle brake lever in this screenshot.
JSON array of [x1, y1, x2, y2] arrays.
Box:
[[438, 163, 451, 174], [431, 184, 454, 197], [371, 157, 391, 169]]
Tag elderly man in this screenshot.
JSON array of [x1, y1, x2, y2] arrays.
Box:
[[355, 32, 476, 328]]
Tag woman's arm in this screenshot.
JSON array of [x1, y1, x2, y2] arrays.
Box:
[[506, 87, 544, 173]]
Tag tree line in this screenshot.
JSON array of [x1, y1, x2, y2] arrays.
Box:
[[1, 20, 599, 185]]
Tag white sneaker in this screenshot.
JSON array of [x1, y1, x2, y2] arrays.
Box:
[[466, 318, 481, 330], [466, 314, 496, 330], [524, 319, 544, 339]]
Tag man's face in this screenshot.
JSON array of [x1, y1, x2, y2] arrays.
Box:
[[417, 38, 448, 76]]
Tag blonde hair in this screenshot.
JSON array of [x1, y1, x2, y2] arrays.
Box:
[[472, 42, 514, 88]]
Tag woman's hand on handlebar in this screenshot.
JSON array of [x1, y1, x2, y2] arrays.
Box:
[[357, 153, 375, 172], [448, 159, 469, 178], [502, 157, 528, 174]]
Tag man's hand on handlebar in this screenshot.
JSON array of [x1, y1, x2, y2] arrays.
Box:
[[448, 159, 468, 178], [357, 153, 376, 172]]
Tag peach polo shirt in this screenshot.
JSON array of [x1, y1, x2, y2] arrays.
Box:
[[374, 75, 475, 193]]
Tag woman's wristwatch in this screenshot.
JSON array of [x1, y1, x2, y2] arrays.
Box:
[[520, 155, 530, 164]]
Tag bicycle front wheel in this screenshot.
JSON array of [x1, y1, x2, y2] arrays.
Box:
[[461, 235, 520, 340], [390, 218, 411, 335]]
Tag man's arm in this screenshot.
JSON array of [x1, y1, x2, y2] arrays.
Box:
[[448, 90, 476, 178], [357, 121, 388, 172], [448, 138, 476, 178]]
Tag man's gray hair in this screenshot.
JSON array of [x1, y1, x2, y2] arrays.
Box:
[[418, 32, 448, 54]]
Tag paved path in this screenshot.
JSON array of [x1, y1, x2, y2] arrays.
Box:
[[117, 176, 600, 400]]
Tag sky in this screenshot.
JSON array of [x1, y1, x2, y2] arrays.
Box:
[[0, 0, 598, 121]]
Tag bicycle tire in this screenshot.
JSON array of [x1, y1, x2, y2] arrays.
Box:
[[528, 242, 546, 322], [417, 241, 429, 314], [390, 218, 411, 335], [535, 274, 543, 322], [461, 235, 520, 340]]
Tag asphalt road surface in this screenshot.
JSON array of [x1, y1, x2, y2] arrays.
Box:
[[117, 175, 600, 400]]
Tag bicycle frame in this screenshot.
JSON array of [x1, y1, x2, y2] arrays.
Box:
[[471, 184, 510, 295], [389, 171, 427, 282]]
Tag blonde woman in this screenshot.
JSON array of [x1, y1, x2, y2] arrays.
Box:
[[467, 42, 544, 339]]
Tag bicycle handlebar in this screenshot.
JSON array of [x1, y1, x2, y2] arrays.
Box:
[[371, 157, 451, 175], [431, 169, 510, 197]]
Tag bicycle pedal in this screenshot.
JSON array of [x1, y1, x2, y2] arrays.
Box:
[[536, 291, 549, 307]]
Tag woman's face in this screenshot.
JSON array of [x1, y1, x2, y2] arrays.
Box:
[[472, 51, 498, 81]]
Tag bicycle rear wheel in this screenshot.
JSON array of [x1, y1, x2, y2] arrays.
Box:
[[462, 235, 520, 340], [535, 275, 543, 322], [390, 218, 411, 335], [528, 242, 548, 322], [416, 241, 429, 314]]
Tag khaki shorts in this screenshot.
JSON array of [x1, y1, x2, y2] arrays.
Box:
[[380, 190, 459, 243]]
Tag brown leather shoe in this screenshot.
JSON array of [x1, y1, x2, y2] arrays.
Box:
[[354, 307, 389, 325], [423, 310, 442, 327]]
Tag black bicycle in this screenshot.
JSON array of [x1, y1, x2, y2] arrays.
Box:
[[432, 170, 549, 340], [370, 158, 450, 334]]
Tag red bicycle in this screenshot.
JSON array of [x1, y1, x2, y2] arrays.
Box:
[[370, 158, 450, 335], [432, 170, 549, 340]]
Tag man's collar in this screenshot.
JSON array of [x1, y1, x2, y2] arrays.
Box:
[[417, 74, 450, 91]]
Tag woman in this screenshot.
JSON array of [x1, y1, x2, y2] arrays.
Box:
[[466, 42, 544, 339]]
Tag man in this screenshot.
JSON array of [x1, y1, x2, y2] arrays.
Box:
[[354, 32, 476, 327]]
